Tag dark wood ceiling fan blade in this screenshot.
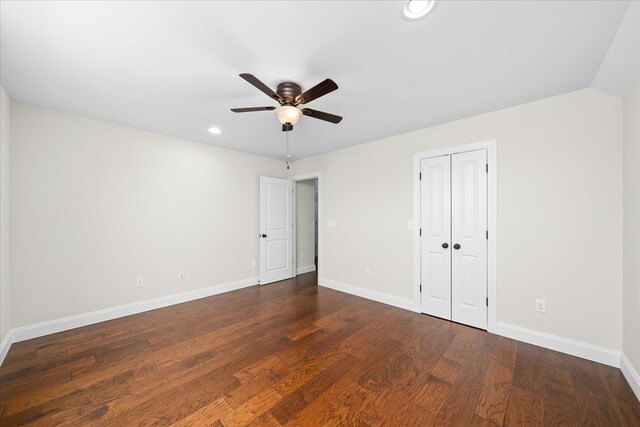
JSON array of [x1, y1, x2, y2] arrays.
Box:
[[296, 79, 338, 104], [231, 106, 276, 113], [301, 108, 343, 124], [239, 73, 283, 103]]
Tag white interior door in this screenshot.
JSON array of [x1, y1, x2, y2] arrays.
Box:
[[260, 176, 293, 285], [451, 149, 488, 329], [420, 156, 452, 320]]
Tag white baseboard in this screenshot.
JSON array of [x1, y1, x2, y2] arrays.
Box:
[[621, 353, 640, 401], [319, 278, 419, 312], [0, 276, 258, 366], [0, 331, 12, 366], [495, 322, 621, 367], [296, 265, 316, 275]]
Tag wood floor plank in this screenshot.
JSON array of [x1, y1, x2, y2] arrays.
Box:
[[270, 353, 360, 425], [360, 384, 437, 426], [0, 272, 637, 426], [283, 377, 372, 426], [599, 364, 640, 426], [504, 386, 544, 426], [542, 382, 583, 426], [475, 352, 514, 425], [219, 387, 282, 426], [574, 388, 625, 427], [169, 397, 232, 427]]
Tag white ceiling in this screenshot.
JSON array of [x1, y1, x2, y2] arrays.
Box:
[[0, 1, 635, 160]]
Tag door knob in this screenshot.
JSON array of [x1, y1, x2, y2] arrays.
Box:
[[261, 234, 267, 238], [442, 243, 449, 249], [453, 243, 461, 250]]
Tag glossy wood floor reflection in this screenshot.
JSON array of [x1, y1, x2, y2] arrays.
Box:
[[1, 273, 639, 426]]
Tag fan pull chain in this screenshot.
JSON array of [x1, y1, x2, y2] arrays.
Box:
[[285, 131, 291, 170]]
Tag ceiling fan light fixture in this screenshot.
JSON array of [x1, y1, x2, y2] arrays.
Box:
[[402, 0, 438, 20], [274, 105, 302, 125]]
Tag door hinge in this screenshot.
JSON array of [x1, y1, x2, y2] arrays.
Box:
[[486, 297, 488, 306], [419, 172, 422, 180], [486, 230, 488, 239], [486, 164, 488, 173], [419, 228, 422, 236], [420, 284, 422, 292]]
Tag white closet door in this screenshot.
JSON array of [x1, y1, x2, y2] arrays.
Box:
[[451, 149, 487, 329], [420, 156, 452, 320]]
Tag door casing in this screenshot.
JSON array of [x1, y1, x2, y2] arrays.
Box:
[[413, 139, 497, 333]]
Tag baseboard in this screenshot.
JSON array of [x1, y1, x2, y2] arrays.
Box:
[[0, 331, 12, 366], [319, 278, 419, 312], [296, 265, 316, 275], [0, 276, 258, 366], [495, 322, 621, 367], [621, 353, 640, 401]]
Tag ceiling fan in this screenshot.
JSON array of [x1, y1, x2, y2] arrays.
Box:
[[231, 73, 342, 132]]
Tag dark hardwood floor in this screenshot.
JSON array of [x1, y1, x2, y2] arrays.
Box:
[[1, 272, 639, 426]]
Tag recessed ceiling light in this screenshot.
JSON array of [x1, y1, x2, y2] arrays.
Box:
[[402, 0, 438, 21], [208, 126, 222, 135]]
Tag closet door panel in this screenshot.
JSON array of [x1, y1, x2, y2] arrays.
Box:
[[420, 156, 452, 320], [451, 149, 487, 329]]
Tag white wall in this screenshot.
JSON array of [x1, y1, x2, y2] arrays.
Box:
[[10, 103, 286, 328], [296, 180, 316, 272], [0, 85, 10, 344], [291, 88, 623, 351], [623, 81, 640, 374]]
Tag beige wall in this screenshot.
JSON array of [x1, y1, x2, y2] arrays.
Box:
[[291, 88, 623, 351], [10, 103, 285, 328], [0, 85, 10, 343], [623, 81, 640, 373], [296, 180, 316, 272]]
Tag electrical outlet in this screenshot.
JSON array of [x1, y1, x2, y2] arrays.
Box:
[[364, 268, 370, 277], [301, 252, 305, 260], [407, 220, 414, 230], [535, 299, 546, 313], [327, 219, 336, 228], [179, 271, 185, 280], [136, 277, 144, 288], [251, 259, 256, 268]]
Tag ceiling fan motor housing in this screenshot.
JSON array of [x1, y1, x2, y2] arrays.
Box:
[[276, 82, 302, 105]]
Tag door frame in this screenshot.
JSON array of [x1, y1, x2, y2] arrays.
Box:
[[413, 139, 497, 333], [290, 172, 322, 280]]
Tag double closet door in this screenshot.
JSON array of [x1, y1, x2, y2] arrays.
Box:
[[420, 149, 488, 330]]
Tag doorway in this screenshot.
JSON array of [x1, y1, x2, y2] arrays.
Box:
[[294, 179, 318, 276], [291, 172, 322, 280]]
